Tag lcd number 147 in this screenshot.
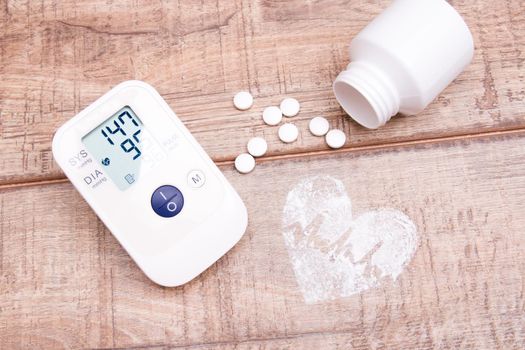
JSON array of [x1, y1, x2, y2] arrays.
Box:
[[101, 110, 142, 160]]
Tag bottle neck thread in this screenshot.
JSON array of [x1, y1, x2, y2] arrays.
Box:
[[333, 62, 399, 129]]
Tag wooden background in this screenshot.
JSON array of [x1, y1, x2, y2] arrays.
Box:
[[1, 0, 524, 348]]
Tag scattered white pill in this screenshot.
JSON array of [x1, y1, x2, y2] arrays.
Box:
[[278, 123, 299, 143], [309, 116, 330, 136], [262, 106, 283, 126], [235, 153, 256, 174], [280, 98, 300, 117], [233, 91, 253, 110], [247, 137, 268, 157], [325, 129, 346, 149]]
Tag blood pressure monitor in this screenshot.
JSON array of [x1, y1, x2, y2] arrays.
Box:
[[52, 81, 248, 287]]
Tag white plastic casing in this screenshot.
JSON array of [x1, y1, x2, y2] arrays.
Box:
[[52, 80, 248, 287], [333, 0, 474, 129]]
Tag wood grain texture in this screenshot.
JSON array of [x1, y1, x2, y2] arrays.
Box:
[[0, 0, 524, 184], [1, 0, 524, 348], [2, 133, 525, 349]]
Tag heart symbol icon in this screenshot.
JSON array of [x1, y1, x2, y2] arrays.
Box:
[[282, 175, 418, 303]]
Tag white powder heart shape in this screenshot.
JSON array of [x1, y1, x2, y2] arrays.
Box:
[[282, 175, 418, 304]]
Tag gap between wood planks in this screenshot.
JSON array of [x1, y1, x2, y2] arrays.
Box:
[[95, 328, 360, 350], [1, 126, 525, 192]]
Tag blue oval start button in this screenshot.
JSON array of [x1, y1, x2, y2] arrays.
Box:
[[151, 185, 184, 218]]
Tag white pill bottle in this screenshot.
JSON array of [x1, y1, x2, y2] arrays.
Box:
[[333, 0, 474, 129]]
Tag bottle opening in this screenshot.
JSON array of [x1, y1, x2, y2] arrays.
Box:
[[333, 80, 382, 129]]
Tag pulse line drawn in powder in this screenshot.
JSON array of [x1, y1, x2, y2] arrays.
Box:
[[282, 175, 419, 303]]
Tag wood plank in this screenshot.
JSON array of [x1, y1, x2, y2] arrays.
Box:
[[2, 132, 525, 349], [0, 185, 115, 348], [0, 0, 524, 184]]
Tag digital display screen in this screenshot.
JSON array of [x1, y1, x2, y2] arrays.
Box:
[[82, 106, 144, 190]]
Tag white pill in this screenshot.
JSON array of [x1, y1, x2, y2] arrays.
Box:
[[233, 91, 253, 110], [247, 137, 268, 157], [278, 123, 299, 143], [280, 98, 300, 117], [325, 129, 346, 149], [262, 106, 282, 126], [235, 153, 256, 174], [309, 116, 330, 136]]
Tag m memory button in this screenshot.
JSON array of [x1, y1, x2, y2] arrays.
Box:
[[187, 170, 205, 188]]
